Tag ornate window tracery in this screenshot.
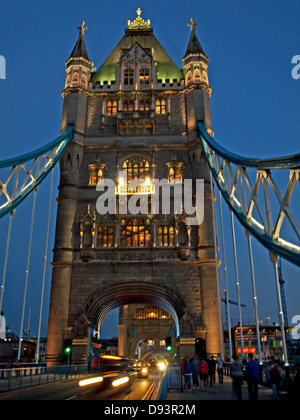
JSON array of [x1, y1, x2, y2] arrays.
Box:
[[155, 99, 166, 114], [107, 100, 118, 115], [97, 226, 114, 248], [120, 218, 151, 247], [89, 164, 105, 186], [124, 68, 134, 86], [157, 225, 174, 247], [122, 156, 151, 183], [123, 100, 134, 112], [139, 68, 150, 85]]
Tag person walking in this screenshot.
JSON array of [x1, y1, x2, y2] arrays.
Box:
[[198, 358, 209, 392], [245, 353, 260, 400], [191, 354, 200, 389], [230, 354, 245, 400], [183, 357, 193, 392], [207, 355, 216, 387], [270, 357, 282, 400], [216, 353, 224, 384]]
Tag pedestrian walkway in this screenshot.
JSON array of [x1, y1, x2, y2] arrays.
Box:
[[166, 375, 287, 401]]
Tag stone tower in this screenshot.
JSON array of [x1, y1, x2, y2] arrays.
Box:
[[46, 11, 223, 366]]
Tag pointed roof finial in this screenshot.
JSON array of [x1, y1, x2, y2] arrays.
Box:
[[69, 21, 90, 61], [127, 8, 151, 29], [188, 17, 197, 32], [78, 20, 87, 37]]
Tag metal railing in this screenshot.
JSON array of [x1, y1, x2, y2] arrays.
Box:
[[0, 364, 88, 393]]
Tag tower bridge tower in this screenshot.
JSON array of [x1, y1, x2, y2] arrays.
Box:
[[46, 11, 223, 365]]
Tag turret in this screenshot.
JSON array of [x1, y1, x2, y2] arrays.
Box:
[[183, 18, 213, 135], [65, 21, 92, 89], [61, 21, 93, 134]]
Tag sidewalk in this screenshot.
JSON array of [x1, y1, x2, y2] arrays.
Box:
[[166, 375, 286, 401]]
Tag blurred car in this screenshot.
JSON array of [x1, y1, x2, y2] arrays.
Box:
[[79, 355, 136, 391], [131, 360, 149, 378]]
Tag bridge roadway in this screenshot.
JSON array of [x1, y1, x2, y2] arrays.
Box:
[[0, 369, 162, 401]]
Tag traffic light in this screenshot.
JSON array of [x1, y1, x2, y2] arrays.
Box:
[[165, 337, 172, 352], [64, 339, 72, 364]]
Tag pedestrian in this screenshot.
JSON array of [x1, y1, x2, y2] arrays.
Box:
[[245, 353, 260, 400], [270, 357, 281, 400], [216, 353, 224, 384], [179, 357, 187, 390], [15, 360, 21, 378], [5, 360, 13, 379], [230, 354, 244, 400], [198, 357, 208, 392], [191, 354, 200, 389], [183, 357, 193, 392], [207, 355, 216, 386]]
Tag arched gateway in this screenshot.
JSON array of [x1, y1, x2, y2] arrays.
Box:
[[46, 11, 223, 366]]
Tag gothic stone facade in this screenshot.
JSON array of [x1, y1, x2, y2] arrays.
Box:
[[45, 14, 223, 365]]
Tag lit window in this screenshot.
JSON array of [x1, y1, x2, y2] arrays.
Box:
[[157, 225, 174, 247], [168, 166, 182, 183], [107, 100, 117, 115], [186, 71, 192, 84], [160, 309, 170, 319], [139, 68, 150, 85], [123, 100, 134, 112], [122, 156, 150, 183], [145, 306, 159, 319], [97, 226, 114, 247], [120, 218, 151, 247], [124, 68, 134, 85], [89, 165, 104, 186], [139, 100, 150, 111], [136, 308, 145, 319], [155, 99, 166, 114]]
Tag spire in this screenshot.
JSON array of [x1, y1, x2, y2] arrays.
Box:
[[69, 21, 90, 61], [184, 18, 206, 57]]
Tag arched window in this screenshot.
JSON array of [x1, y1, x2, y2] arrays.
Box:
[[124, 68, 134, 85], [160, 309, 170, 319], [81, 73, 87, 87], [122, 156, 150, 183], [168, 166, 182, 183], [145, 306, 159, 319], [194, 69, 201, 81], [186, 70, 192, 84], [97, 226, 114, 247], [123, 100, 134, 112], [139, 68, 150, 85], [157, 225, 174, 247], [89, 165, 104, 186], [140, 100, 150, 111], [155, 99, 166, 114], [107, 100, 117, 115], [71, 71, 79, 86], [120, 218, 151, 247]]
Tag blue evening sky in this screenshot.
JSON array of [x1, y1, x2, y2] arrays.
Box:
[[0, 0, 299, 338]]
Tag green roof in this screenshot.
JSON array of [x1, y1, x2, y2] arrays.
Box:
[[91, 29, 183, 84]]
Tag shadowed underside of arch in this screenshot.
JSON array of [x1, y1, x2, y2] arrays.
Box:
[[82, 282, 185, 338]]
